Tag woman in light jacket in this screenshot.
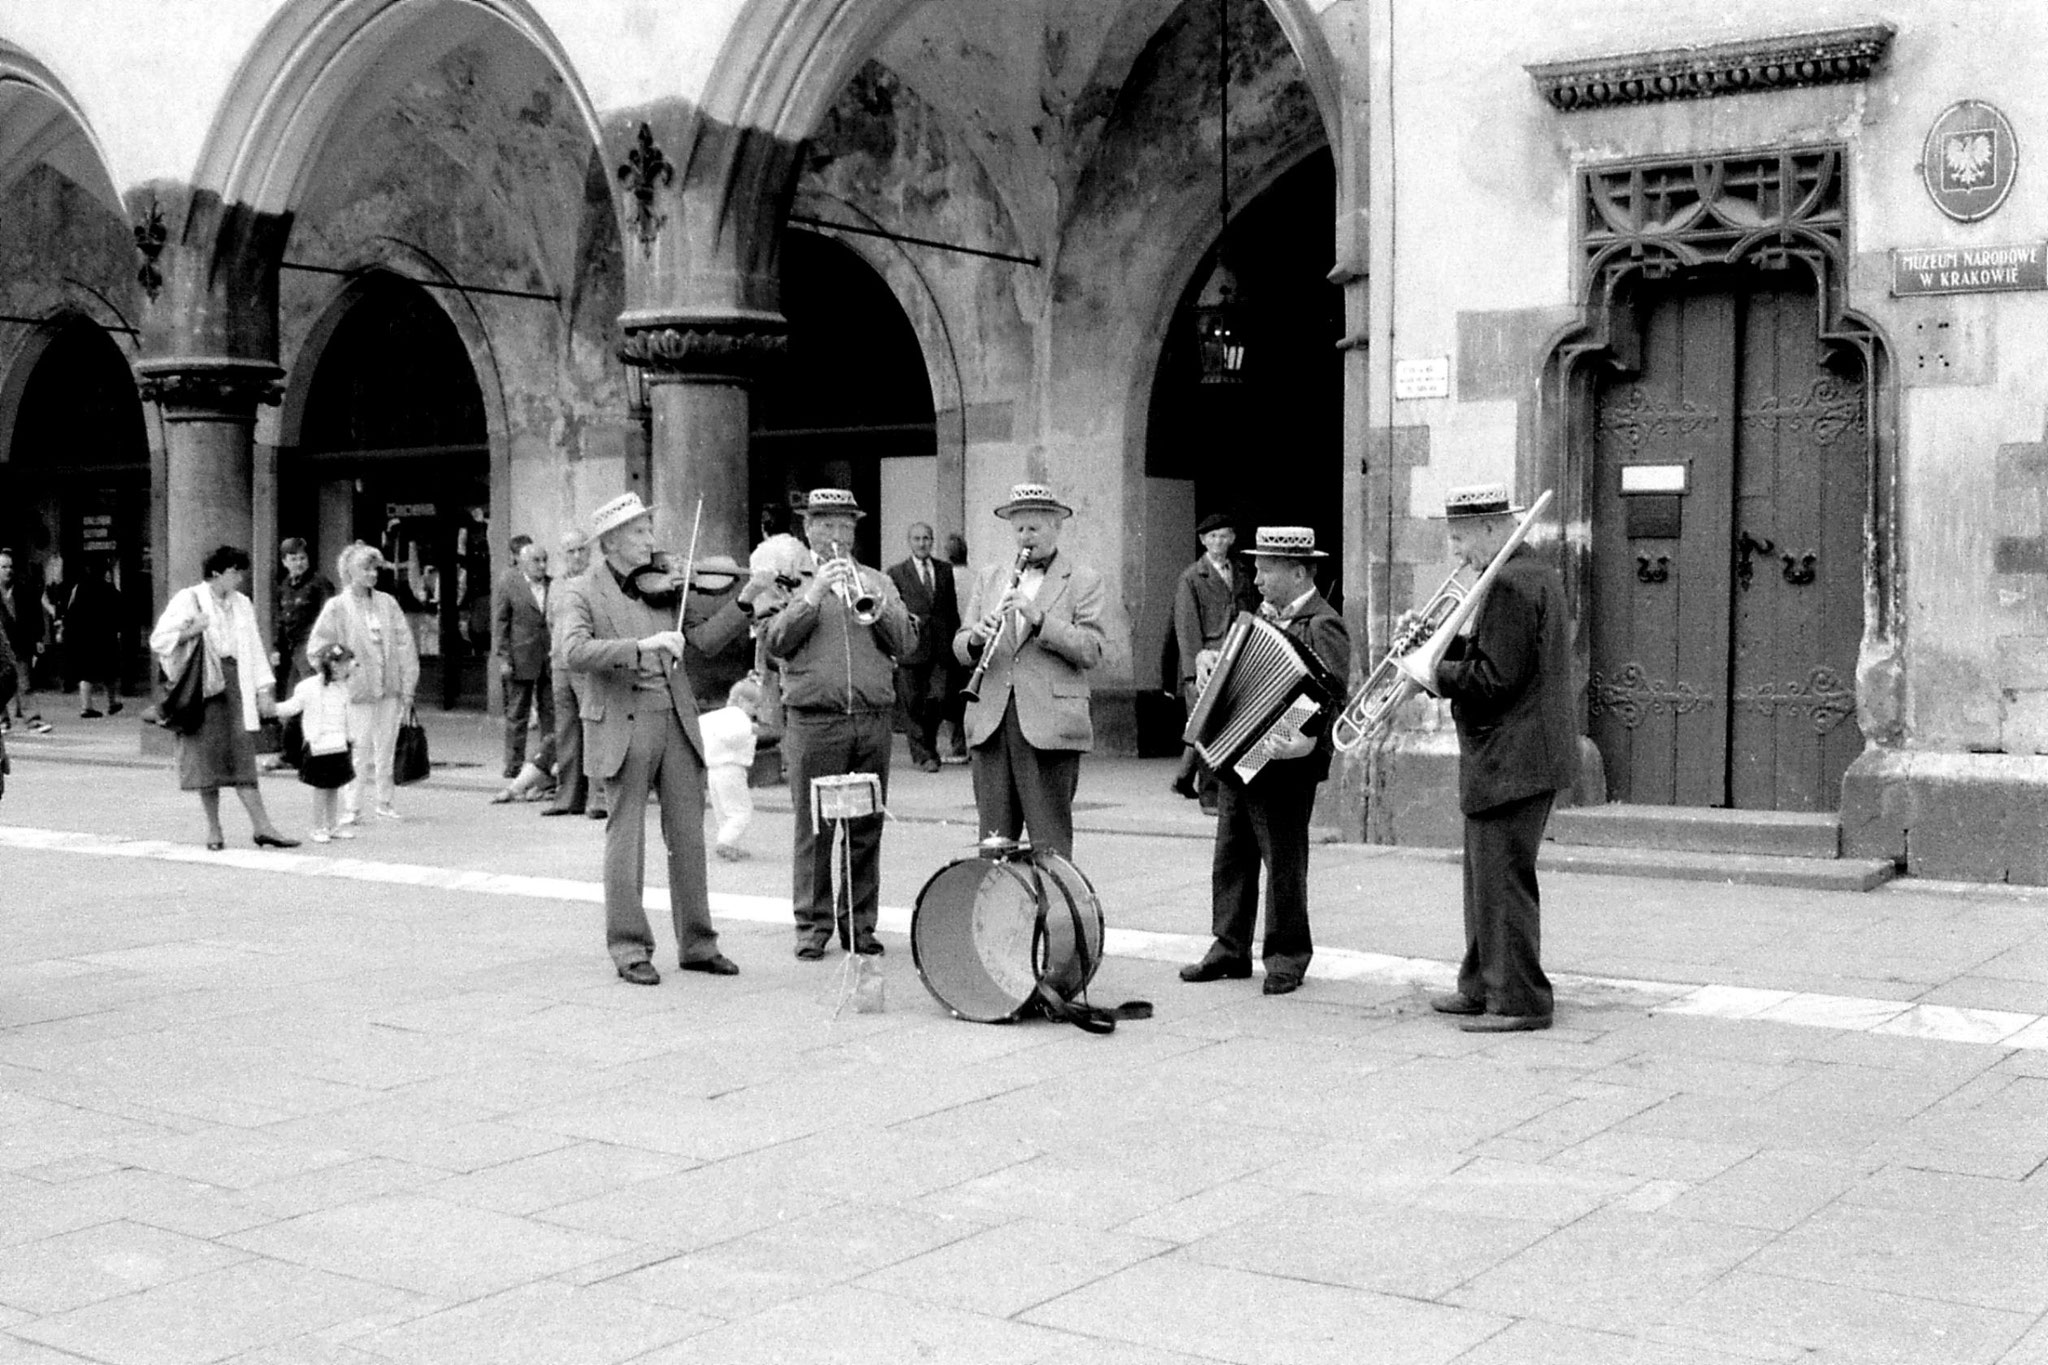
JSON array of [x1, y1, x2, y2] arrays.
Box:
[[307, 542, 420, 824], [148, 544, 298, 850]]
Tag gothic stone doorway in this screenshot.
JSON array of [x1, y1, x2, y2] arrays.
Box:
[[1588, 268, 1866, 812]]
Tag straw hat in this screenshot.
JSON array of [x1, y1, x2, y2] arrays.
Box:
[[801, 488, 865, 519], [588, 493, 653, 539], [994, 483, 1074, 520], [1248, 526, 1328, 559], [1438, 482, 1525, 519]]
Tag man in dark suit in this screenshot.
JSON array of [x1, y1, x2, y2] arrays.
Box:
[[1172, 512, 1253, 813], [886, 522, 960, 774], [1179, 527, 1351, 997], [1426, 483, 1577, 1033], [953, 483, 1105, 858], [492, 538, 555, 787], [557, 493, 755, 984]]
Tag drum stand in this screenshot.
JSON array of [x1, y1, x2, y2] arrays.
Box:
[[811, 773, 885, 1017]]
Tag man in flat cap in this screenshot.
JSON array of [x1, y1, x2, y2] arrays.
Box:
[[556, 493, 755, 985], [953, 483, 1106, 858], [1172, 511, 1254, 814], [1179, 526, 1349, 997], [1425, 483, 1575, 1033]]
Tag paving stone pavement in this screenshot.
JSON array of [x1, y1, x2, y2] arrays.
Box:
[[0, 717, 2046, 1364]]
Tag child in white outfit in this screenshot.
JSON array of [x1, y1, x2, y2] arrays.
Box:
[[274, 644, 358, 843], [700, 677, 761, 861]]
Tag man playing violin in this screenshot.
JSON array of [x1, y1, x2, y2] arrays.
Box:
[[556, 493, 764, 986], [759, 488, 914, 960]]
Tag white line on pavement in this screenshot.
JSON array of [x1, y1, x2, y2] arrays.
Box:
[[5, 823, 2045, 1051]]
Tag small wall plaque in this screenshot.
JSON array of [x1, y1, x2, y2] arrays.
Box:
[[1393, 356, 1450, 400], [1923, 100, 2018, 223], [1891, 242, 2047, 296]]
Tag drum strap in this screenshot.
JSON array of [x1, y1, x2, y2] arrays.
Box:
[[1027, 861, 1152, 1035]]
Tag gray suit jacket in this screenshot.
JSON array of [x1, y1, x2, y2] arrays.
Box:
[[951, 552, 1106, 752], [555, 564, 748, 782]]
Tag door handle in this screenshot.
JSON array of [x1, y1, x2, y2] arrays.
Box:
[[1781, 550, 1817, 585], [1736, 531, 1775, 591]]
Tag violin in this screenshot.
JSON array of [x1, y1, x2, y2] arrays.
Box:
[[625, 554, 751, 609]]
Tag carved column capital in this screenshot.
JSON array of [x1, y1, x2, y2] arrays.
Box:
[[617, 311, 788, 386], [136, 357, 285, 422]]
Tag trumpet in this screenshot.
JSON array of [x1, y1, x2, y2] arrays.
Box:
[[828, 542, 881, 625], [960, 546, 1031, 704], [1329, 489, 1554, 754]]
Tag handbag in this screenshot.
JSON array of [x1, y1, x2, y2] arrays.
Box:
[[156, 642, 208, 736], [393, 704, 431, 785]]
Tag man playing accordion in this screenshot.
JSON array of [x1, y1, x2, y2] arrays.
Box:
[[1179, 526, 1351, 996]]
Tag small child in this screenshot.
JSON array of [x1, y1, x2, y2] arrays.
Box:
[[274, 643, 358, 843], [701, 676, 761, 861]]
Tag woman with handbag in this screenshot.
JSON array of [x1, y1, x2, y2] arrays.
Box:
[[147, 545, 299, 851], [307, 542, 420, 825]]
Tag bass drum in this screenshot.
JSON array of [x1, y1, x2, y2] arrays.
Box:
[[911, 843, 1104, 1023]]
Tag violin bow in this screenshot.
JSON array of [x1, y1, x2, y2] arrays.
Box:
[[674, 495, 704, 634]]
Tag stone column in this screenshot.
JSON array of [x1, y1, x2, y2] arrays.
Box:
[[135, 358, 283, 588], [617, 315, 786, 563]]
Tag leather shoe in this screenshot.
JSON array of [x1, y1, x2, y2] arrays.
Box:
[[1170, 772, 1200, 800], [540, 805, 579, 817], [1459, 1014, 1552, 1033], [679, 954, 739, 976], [853, 937, 885, 957], [617, 961, 660, 986], [1179, 956, 1252, 983], [587, 807, 608, 820], [1429, 992, 1485, 1015], [253, 832, 301, 849], [1262, 973, 1303, 996], [795, 941, 828, 961]]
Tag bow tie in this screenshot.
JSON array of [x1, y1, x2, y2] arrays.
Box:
[[1258, 602, 1283, 621], [1022, 553, 1055, 572]]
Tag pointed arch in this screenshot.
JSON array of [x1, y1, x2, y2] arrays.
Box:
[[0, 39, 123, 216]]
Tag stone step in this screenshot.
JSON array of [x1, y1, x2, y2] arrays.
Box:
[[1549, 803, 1842, 859], [1537, 842, 1896, 893]]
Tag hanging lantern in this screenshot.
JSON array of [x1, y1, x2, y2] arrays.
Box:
[[1194, 260, 1246, 383]]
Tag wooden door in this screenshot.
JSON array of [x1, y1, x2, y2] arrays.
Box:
[[1589, 273, 1865, 810]]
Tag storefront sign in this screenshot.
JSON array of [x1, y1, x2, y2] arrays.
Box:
[[386, 502, 436, 519], [79, 514, 115, 552], [1922, 100, 2018, 223], [1891, 242, 2048, 296], [1393, 356, 1450, 400]]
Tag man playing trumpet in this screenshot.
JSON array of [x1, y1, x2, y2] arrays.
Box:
[[953, 483, 1105, 858], [1178, 527, 1350, 997], [761, 488, 913, 959]]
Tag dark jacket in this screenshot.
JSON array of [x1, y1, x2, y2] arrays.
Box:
[[492, 569, 552, 680], [885, 554, 960, 669], [682, 579, 753, 707], [1246, 589, 1351, 787], [273, 570, 335, 658], [762, 560, 914, 714], [1173, 554, 1253, 687], [1435, 545, 1578, 815]]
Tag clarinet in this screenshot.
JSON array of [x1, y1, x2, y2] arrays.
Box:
[[960, 547, 1032, 704]]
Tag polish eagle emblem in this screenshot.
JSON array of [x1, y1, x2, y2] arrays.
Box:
[[1944, 132, 1995, 188]]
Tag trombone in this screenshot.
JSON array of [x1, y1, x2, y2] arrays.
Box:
[[1330, 489, 1554, 754], [828, 542, 881, 625]]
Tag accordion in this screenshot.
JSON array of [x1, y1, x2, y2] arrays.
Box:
[[1181, 611, 1344, 783]]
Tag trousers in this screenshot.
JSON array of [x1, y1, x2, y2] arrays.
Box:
[[1208, 763, 1318, 977], [1458, 789, 1556, 1018], [602, 705, 720, 969], [502, 668, 556, 777], [342, 696, 401, 816], [546, 672, 586, 813], [969, 697, 1080, 858], [783, 709, 892, 943]]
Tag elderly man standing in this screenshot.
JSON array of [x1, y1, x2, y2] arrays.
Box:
[[492, 538, 555, 793], [887, 522, 961, 774], [542, 528, 596, 818], [557, 494, 749, 985], [760, 488, 913, 959], [1171, 512, 1252, 813], [953, 483, 1105, 858], [1179, 527, 1350, 997]]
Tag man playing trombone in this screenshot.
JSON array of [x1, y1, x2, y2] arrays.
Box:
[[761, 488, 913, 959], [1424, 483, 1576, 1033], [953, 483, 1105, 858], [1178, 527, 1351, 997]]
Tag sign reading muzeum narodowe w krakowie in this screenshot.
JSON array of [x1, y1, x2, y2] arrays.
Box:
[[1891, 243, 2048, 296]]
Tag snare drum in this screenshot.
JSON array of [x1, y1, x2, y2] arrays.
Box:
[[910, 839, 1104, 1023]]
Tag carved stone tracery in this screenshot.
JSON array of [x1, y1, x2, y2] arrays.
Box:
[[618, 319, 789, 384], [1527, 24, 1894, 114], [135, 359, 286, 421]]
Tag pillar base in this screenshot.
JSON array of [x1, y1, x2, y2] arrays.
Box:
[[1842, 748, 2048, 883]]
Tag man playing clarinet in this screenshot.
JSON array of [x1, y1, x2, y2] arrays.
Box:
[[1179, 526, 1351, 997], [953, 483, 1105, 858]]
